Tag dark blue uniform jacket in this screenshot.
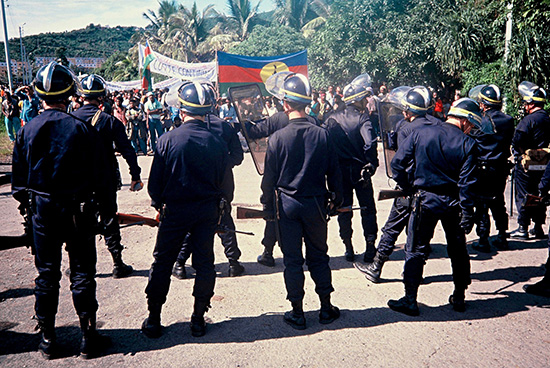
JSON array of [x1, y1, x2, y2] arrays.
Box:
[[391, 122, 477, 211], [148, 119, 227, 208], [470, 109, 514, 165], [73, 104, 141, 183], [512, 109, 550, 156], [12, 109, 106, 202], [323, 105, 378, 168], [206, 114, 244, 201], [261, 117, 342, 209]]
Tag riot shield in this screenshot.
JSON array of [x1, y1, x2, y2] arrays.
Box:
[[378, 86, 411, 178], [228, 84, 268, 175]]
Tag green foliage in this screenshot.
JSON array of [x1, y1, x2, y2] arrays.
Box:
[[229, 25, 309, 56], [1, 24, 138, 62], [95, 51, 139, 82]]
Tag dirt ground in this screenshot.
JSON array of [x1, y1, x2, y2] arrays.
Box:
[[1, 149, 549, 367]]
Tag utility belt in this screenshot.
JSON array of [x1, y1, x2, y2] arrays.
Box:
[[417, 185, 459, 199], [520, 148, 550, 172]]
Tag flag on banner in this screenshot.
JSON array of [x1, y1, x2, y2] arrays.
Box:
[[217, 50, 308, 95], [141, 41, 155, 91]]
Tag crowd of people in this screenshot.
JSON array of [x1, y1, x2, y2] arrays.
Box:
[[4, 60, 550, 360]]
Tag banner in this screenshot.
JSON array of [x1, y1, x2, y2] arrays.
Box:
[[106, 77, 181, 92], [138, 44, 217, 82], [217, 50, 308, 95]]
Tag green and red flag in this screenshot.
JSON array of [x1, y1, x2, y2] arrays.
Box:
[[141, 41, 155, 91], [217, 50, 308, 96]]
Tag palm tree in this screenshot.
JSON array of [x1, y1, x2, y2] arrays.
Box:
[[225, 0, 262, 40], [157, 2, 218, 62], [301, 0, 332, 37], [143, 0, 181, 30], [273, 0, 310, 30]]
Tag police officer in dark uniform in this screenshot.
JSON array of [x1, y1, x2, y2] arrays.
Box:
[[468, 84, 514, 251], [172, 83, 245, 279], [355, 86, 441, 282], [388, 98, 480, 316], [141, 81, 227, 338], [261, 72, 343, 329], [244, 110, 320, 267], [323, 74, 378, 262], [12, 62, 109, 359], [523, 160, 550, 297], [73, 75, 143, 278], [510, 81, 550, 239]]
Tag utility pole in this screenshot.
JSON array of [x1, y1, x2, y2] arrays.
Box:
[[504, 3, 513, 62], [1, 0, 13, 92], [19, 24, 25, 84]]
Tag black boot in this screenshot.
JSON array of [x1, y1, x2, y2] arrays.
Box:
[[510, 225, 529, 239], [228, 260, 245, 277], [532, 224, 546, 239], [492, 230, 509, 250], [172, 260, 187, 280], [141, 302, 162, 338], [257, 250, 275, 267], [319, 294, 340, 324], [363, 239, 376, 263], [284, 300, 306, 330], [343, 238, 354, 262], [354, 252, 389, 283], [472, 236, 491, 253], [190, 300, 211, 337], [36, 318, 56, 360], [388, 294, 419, 316], [111, 249, 133, 279], [523, 260, 550, 297], [448, 288, 466, 312], [79, 315, 111, 359]]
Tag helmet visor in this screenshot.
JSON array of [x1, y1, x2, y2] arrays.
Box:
[[384, 86, 411, 110], [468, 84, 486, 103], [265, 71, 294, 100]]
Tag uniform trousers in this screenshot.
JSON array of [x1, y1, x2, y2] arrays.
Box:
[[337, 164, 377, 243], [177, 203, 241, 264], [474, 169, 509, 238], [515, 164, 546, 228], [403, 191, 471, 296], [145, 201, 218, 305], [32, 194, 98, 322], [278, 192, 334, 302], [377, 196, 412, 257]]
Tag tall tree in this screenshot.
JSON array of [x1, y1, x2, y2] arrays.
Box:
[[225, 0, 262, 40], [143, 0, 181, 30]]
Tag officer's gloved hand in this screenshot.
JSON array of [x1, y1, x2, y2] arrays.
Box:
[[360, 163, 376, 181], [460, 210, 475, 234]]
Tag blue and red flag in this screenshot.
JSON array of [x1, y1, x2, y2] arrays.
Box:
[[217, 50, 308, 95]]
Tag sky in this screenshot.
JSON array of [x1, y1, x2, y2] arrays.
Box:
[[3, 0, 276, 38]]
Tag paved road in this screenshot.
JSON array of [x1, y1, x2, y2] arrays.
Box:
[[1, 149, 549, 367]]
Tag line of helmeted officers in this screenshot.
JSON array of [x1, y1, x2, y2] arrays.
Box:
[[11, 61, 550, 360]]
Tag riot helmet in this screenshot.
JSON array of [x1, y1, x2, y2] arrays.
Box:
[[448, 97, 492, 133], [343, 73, 373, 105], [401, 86, 431, 116], [266, 72, 311, 106], [480, 84, 501, 107], [177, 81, 213, 116], [80, 74, 108, 99], [33, 61, 81, 102], [518, 81, 547, 106]]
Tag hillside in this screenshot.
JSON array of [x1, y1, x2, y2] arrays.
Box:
[[0, 24, 140, 61]]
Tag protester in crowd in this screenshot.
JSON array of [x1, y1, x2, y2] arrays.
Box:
[[144, 91, 164, 154], [2, 91, 21, 142]]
